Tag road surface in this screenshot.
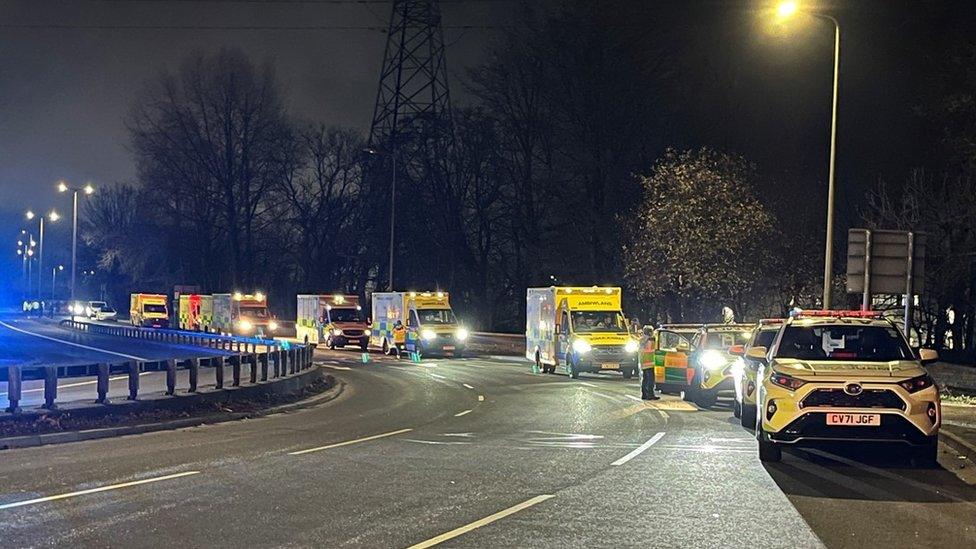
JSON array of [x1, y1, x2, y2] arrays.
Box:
[[1, 346, 975, 548]]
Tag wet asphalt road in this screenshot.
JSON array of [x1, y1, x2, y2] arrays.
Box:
[[1, 342, 975, 548]]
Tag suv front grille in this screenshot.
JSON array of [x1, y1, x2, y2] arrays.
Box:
[[801, 388, 905, 411]]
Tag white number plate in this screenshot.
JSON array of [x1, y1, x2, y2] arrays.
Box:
[[600, 363, 618, 370], [826, 413, 880, 426]]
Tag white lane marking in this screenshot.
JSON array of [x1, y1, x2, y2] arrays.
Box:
[[478, 395, 485, 401], [625, 395, 642, 402], [579, 382, 598, 388], [0, 471, 200, 510], [407, 494, 555, 549], [0, 321, 149, 361], [462, 383, 475, 390], [321, 364, 352, 371], [430, 373, 446, 380], [454, 409, 473, 417], [611, 432, 666, 466], [288, 428, 413, 456]]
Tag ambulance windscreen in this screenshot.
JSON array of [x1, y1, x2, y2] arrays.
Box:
[[571, 311, 626, 332]]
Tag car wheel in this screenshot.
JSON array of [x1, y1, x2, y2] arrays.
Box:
[[327, 336, 336, 350], [382, 339, 390, 355], [740, 404, 756, 429], [568, 356, 580, 379], [733, 399, 742, 418], [758, 426, 782, 463], [695, 392, 717, 409]]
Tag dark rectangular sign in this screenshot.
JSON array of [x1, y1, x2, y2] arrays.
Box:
[[847, 229, 925, 295]]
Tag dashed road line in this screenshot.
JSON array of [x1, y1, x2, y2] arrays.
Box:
[[611, 432, 666, 466], [579, 382, 598, 388], [321, 364, 353, 371], [0, 471, 200, 511], [454, 409, 473, 417], [407, 494, 555, 548], [462, 383, 475, 390], [430, 373, 446, 380], [288, 428, 413, 456]]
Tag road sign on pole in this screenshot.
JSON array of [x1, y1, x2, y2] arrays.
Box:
[[846, 229, 925, 336]]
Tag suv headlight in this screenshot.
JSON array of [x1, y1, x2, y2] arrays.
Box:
[[238, 319, 253, 331], [770, 371, 806, 390], [332, 328, 343, 337], [572, 339, 592, 353], [456, 328, 469, 341], [624, 340, 639, 353], [899, 374, 935, 393], [421, 329, 437, 341], [699, 350, 727, 371]]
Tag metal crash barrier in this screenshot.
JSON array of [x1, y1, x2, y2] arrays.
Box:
[[0, 321, 316, 413]]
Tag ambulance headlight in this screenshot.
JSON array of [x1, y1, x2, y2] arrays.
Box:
[[421, 329, 438, 341], [700, 350, 728, 371], [456, 328, 469, 341], [332, 328, 343, 337], [572, 339, 592, 354], [624, 340, 639, 353], [268, 321, 279, 331], [238, 319, 253, 331]]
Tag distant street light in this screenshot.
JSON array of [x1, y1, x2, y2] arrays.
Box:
[[364, 147, 396, 290], [16, 234, 36, 300], [25, 209, 60, 299], [57, 180, 95, 302], [774, 0, 841, 309], [52, 264, 64, 300]]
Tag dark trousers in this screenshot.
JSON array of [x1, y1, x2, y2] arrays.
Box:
[[641, 368, 656, 399]]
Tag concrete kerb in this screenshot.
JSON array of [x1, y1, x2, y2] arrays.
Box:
[[0, 365, 333, 451]]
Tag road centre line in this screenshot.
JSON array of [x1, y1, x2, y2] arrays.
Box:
[[462, 383, 475, 390], [0, 471, 200, 511], [321, 364, 352, 371], [454, 410, 472, 417], [288, 428, 413, 456], [611, 432, 666, 466], [0, 320, 150, 361], [625, 395, 642, 402], [579, 382, 598, 388], [430, 373, 446, 380], [407, 494, 555, 549]]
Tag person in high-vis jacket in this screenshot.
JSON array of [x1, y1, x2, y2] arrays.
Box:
[[640, 326, 660, 400], [393, 320, 407, 359]]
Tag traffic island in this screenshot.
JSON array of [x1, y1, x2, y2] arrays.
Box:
[[0, 367, 339, 450]]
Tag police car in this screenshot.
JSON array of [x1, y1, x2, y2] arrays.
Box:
[[750, 310, 941, 465]]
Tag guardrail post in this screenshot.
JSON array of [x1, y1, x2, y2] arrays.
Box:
[[249, 354, 258, 384], [288, 348, 296, 374], [272, 350, 280, 378], [5, 365, 20, 413], [214, 356, 224, 389], [231, 354, 241, 386], [96, 363, 110, 403], [43, 366, 58, 409], [279, 349, 288, 376], [165, 359, 177, 395], [188, 358, 199, 392], [259, 353, 268, 382], [128, 360, 141, 400]]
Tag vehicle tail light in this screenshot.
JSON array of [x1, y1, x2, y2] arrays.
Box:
[[899, 374, 935, 393], [770, 372, 806, 390]]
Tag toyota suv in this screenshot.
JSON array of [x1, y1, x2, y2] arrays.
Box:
[[750, 310, 940, 466]]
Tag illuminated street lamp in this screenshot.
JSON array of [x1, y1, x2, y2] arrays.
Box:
[[26, 209, 60, 299], [774, 0, 841, 309], [57, 180, 95, 302], [52, 264, 65, 299]]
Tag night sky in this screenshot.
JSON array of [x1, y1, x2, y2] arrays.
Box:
[[0, 0, 972, 298]]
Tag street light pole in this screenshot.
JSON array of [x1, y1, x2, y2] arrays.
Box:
[[58, 181, 94, 303], [52, 264, 64, 299], [388, 154, 396, 291], [774, 3, 841, 309], [71, 189, 78, 302], [819, 14, 840, 309]]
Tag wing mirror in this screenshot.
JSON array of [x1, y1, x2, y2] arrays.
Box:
[[728, 344, 745, 356], [746, 346, 768, 362], [918, 348, 938, 366]]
